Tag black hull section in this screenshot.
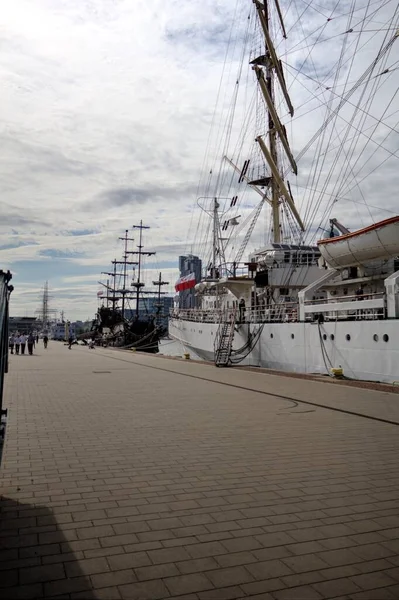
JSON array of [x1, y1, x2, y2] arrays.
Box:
[[126, 320, 166, 354], [90, 307, 166, 353]]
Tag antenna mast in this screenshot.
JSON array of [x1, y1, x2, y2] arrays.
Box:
[[35, 281, 56, 332]]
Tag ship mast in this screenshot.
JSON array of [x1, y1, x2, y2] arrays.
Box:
[[113, 231, 138, 321], [252, 0, 304, 242], [101, 261, 117, 308], [131, 222, 155, 319], [152, 272, 169, 323], [264, 1, 279, 242]]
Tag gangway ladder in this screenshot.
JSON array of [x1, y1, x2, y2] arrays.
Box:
[[214, 309, 236, 367]]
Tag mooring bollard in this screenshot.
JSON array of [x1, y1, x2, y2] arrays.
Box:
[[184, 352, 190, 360], [330, 367, 343, 378]]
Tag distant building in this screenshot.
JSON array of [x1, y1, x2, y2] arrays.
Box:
[[51, 322, 76, 341], [178, 255, 202, 308], [125, 296, 174, 328], [8, 316, 39, 334]]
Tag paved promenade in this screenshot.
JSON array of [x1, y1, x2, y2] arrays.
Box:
[[1, 342, 399, 599]]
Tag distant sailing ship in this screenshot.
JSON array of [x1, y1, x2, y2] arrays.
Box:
[[169, 0, 399, 383], [89, 222, 169, 352]]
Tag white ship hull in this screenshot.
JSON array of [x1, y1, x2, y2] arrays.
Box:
[[169, 317, 399, 383]]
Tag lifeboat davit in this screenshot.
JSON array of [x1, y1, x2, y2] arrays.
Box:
[[317, 216, 399, 268]]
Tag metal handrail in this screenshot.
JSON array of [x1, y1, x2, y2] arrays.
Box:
[[171, 303, 300, 324], [305, 291, 384, 305], [0, 270, 13, 461]]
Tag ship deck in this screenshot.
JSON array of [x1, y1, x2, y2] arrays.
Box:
[[1, 342, 399, 599]]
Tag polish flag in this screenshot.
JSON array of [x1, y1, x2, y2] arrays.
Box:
[[175, 272, 196, 292], [97, 290, 104, 297]]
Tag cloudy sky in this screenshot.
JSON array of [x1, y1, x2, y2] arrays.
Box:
[[1, 0, 398, 320]]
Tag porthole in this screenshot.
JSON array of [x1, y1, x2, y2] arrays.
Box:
[[383, 334, 389, 342], [291, 333, 295, 339], [330, 334, 335, 341], [373, 334, 379, 342], [323, 334, 327, 341], [346, 334, 351, 341], [270, 333, 274, 339]]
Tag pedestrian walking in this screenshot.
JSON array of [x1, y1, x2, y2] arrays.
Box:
[[20, 333, 27, 355], [27, 333, 35, 355], [68, 335, 73, 349], [9, 334, 15, 354], [15, 335, 20, 355], [43, 335, 48, 349], [36, 335, 39, 344]]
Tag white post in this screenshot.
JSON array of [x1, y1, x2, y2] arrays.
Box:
[[298, 268, 338, 321], [385, 269, 399, 318]]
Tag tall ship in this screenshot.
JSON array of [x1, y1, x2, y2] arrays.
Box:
[[90, 222, 169, 352], [169, 1, 399, 383]]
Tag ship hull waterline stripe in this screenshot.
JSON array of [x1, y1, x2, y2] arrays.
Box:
[[98, 350, 399, 428]]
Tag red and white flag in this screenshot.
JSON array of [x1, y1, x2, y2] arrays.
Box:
[[97, 290, 104, 297], [175, 272, 196, 292]]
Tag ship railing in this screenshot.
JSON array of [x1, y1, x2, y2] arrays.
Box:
[[245, 303, 299, 323], [303, 292, 386, 320], [169, 308, 224, 323], [170, 303, 301, 324]]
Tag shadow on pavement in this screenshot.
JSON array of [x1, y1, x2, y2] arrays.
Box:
[[0, 497, 97, 599]]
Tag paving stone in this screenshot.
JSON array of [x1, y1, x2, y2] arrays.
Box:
[[19, 563, 65, 584], [313, 577, 362, 596], [65, 557, 110, 577], [240, 577, 286, 595], [119, 579, 170, 599], [91, 568, 138, 588], [318, 548, 364, 567], [164, 573, 213, 595], [350, 589, 398, 600], [350, 571, 398, 590], [148, 547, 191, 564], [206, 566, 254, 587], [354, 543, 396, 560], [282, 553, 330, 573], [177, 557, 220, 574], [44, 575, 93, 596], [0, 583, 44, 598], [198, 587, 244, 599], [272, 585, 323, 599], [0, 568, 18, 587], [246, 559, 293, 580], [282, 571, 325, 587], [186, 542, 227, 559], [107, 552, 151, 571], [73, 588, 121, 599], [216, 551, 258, 568]]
